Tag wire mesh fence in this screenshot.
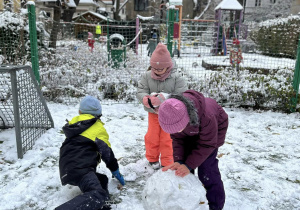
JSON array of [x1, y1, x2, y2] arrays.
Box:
[[0, 11, 29, 65], [0, 65, 54, 158], [0, 7, 299, 112]]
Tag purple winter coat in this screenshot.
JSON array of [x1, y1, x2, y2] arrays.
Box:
[[170, 90, 228, 170]]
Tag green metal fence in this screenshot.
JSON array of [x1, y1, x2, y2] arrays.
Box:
[[0, 5, 299, 112], [27, 2, 40, 84]]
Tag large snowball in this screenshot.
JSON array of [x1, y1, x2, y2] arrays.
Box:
[[142, 169, 208, 210]]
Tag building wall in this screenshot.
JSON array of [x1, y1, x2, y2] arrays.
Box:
[[74, 4, 98, 16], [13, 0, 19, 12], [245, 0, 270, 7], [0, 0, 3, 11], [126, 0, 157, 20], [245, 0, 270, 13], [181, 0, 194, 19], [291, 0, 300, 14]]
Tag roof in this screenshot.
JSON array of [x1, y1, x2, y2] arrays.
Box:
[[72, 11, 113, 22], [78, 0, 99, 6], [65, 0, 76, 7], [137, 14, 154, 20], [79, 0, 95, 3], [102, 0, 114, 4], [36, 0, 57, 2], [36, 0, 76, 7], [215, 0, 243, 11]]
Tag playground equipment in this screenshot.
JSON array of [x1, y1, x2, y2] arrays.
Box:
[[166, 0, 183, 57], [107, 33, 126, 68], [163, 0, 247, 57], [0, 65, 54, 159], [230, 38, 243, 70], [147, 34, 158, 57], [214, 0, 244, 55]]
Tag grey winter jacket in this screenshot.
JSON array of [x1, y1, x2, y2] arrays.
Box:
[[136, 60, 188, 113]]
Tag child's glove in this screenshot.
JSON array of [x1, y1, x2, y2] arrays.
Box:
[[112, 169, 125, 186], [142, 95, 151, 108], [149, 93, 169, 107]]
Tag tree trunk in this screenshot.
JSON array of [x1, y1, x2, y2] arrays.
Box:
[[62, 0, 79, 22], [49, 6, 61, 49], [49, 0, 80, 48], [114, 0, 121, 21], [193, 0, 201, 18]]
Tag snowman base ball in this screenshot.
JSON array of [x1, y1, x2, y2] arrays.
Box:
[[142, 169, 208, 210]]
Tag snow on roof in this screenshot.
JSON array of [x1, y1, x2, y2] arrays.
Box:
[[79, 0, 95, 3], [26, 0, 35, 5], [35, 0, 56, 2], [215, 0, 243, 11], [102, 0, 113, 4], [36, 0, 76, 7], [78, 0, 99, 6], [110, 33, 124, 41], [72, 11, 113, 22], [65, 0, 76, 7], [137, 14, 154, 20]]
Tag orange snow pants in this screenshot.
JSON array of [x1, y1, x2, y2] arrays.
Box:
[[145, 112, 174, 167]]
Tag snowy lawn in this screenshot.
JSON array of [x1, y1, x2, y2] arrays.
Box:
[[0, 102, 300, 210]]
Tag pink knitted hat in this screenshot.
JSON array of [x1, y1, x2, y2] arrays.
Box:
[[158, 99, 190, 134], [150, 43, 173, 69], [88, 32, 93, 38]]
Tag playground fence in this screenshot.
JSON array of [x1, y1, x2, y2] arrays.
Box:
[[0, 7, 299, 112]]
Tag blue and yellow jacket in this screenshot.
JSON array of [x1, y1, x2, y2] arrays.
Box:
[[59, 114, 119, 186]]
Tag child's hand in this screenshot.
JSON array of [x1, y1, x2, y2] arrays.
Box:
[[162, 162, 180, 171], [163, 163, 190, 177], [112, 169, 125, 186], [142, 95, 151, 108], [175, 164, 190, 177], [149, 93, 166, 107]]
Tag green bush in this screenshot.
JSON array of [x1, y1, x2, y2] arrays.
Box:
[[0, 11, 29, 64], [250, 16, 300, 59], [189, 67, 299, 112], [0, 11, 48, 65]]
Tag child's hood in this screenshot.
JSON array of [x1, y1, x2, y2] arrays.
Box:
[[62, 114, 98, 139], [168, 92, 199, 127]]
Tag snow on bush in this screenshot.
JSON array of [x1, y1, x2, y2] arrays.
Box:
[[250, 14, 300, 59], [142, 170, 208, 210], [39, 40, 146, 104], [189, 67, 297, 112]]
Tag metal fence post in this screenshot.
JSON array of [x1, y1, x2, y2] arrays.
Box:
[[10, 69, 23, 159], [136, 17, 139, 55], [107, 18, 110, 64], [27, 1, 40, 84], [167, 8, 175, 56], [291, 34, 300, 112]]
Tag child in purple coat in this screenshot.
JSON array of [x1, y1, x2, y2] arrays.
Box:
[[159, 90, 228, 210]]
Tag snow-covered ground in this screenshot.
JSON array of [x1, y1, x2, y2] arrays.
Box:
[[0, 102, 299, 210]]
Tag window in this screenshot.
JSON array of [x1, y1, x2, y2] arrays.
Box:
[[134, 0, 148, 11], [255, 0, 261, 7]]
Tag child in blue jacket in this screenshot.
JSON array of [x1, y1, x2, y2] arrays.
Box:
[[56, 95, 125, 210]]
